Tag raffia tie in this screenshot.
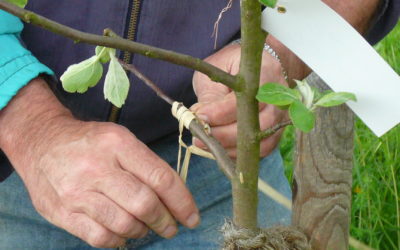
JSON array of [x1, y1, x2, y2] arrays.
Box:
[[171, 102, 214, 182]]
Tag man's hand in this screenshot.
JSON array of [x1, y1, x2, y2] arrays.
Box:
[[191, 44, 288, 158], [0, 79, 200, 248]]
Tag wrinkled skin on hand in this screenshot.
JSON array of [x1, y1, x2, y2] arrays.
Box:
[[191, 44, 288, 158], [0, 80, 200, 248]]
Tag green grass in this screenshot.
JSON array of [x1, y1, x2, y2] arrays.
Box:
[[280, 23, 400, 250]]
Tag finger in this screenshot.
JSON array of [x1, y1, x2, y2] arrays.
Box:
[[224, 131, 282, 159], [192, 137, 207, 150], [97, 170, 178, 239], [259, 105, 286, 158], [192, 96, 267, 127], [65, 191, 148, 239], [193, 81, 230, 103], [192, 92, 237, 126], [192, 71, 230, 105], [195, 106, 286, 158], [192, 69, 230, 103], [259, 105, 287, 132], [32, 179, 125, 248], [194, 104, 283, 149], [192, 45, 236, 102], [259, 106, 280, 131], [117, 140, 200, 229], [208, 123, 237, 148], [57, 210, 126, 248], [225, 147, 237, 158], [260, 130, 283, 158]]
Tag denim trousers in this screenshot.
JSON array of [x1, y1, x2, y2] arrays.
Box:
[[0, 133, 291, 249]]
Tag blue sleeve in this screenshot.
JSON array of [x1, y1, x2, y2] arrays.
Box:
[[366, 0, 400, 45], [0, 10, 53, 110]]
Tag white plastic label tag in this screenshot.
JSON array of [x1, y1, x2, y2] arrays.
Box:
[[262, 0, 400, 137]]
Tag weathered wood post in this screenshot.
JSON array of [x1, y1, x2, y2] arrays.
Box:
[[292, 73, 354, 250]]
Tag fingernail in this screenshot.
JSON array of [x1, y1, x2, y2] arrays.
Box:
[[190, 103, 201, 112], [186, 213, 200, 228], [196, 114, 209, 123], [162, 225, 177, 239]]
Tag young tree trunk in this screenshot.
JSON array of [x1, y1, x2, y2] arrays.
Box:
[[292, 73, 354, 250], [232, 0, 266, 230]]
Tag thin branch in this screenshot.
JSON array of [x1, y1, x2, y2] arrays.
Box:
[[119, 60, 175, 105], [0, 0, 240, 91], [108, 105, 120, 123], [120, 62, 236, 180], [188, 118, 235, 180], [258, 120, 292, 140]]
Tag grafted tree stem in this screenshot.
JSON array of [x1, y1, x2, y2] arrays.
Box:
[[232, 0, 266, 230]]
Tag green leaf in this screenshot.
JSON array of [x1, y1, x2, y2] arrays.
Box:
[[258, 0, 277, 8], [256, 83, 301, 106], [5, 0, 28, 8], [60, 56, 103, 93], [95, 46, 115, 64], [103, 54, 130, 108], [289, 101, 315, 133], [314, 92, 357, 107]]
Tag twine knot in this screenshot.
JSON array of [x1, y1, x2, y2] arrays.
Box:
[[221, 221, 311, 250]]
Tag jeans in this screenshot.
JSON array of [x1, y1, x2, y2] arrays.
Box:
[[0, 133, 291, 249]]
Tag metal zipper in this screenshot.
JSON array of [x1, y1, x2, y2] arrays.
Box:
[[108, 0, 142, 122]]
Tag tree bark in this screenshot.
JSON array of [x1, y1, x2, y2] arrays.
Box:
[[292, 73, 354, 250]]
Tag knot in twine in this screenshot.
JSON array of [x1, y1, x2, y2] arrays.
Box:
[[171, 102, 214, 182], [172, 102, 197, 131], [221, 221, 311, 250]]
